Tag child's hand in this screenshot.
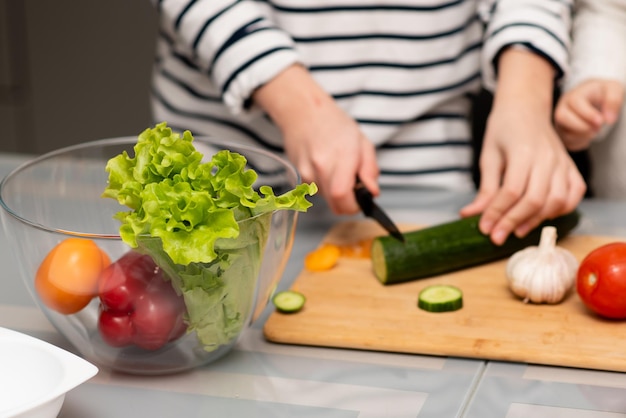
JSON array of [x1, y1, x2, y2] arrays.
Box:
[[461, 100, 586, 245], [554, 79, 624, 150], [280, 97, 379, 215], [460, 48, 587, 245], [253, 64, 379, 215]]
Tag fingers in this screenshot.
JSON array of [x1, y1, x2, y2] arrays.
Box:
[[554, 100, 601, 150], [280, 95, 379, 215], [557, 126, 597, 151], [564, 168, 588, 214], [357, 140, 380, 196], [478, 156, 537, 244], [324, 163, 360, 214], [512, 167, 586, 238], [601, 83, 625, 125], [480, 156, 586, 246], [309, 135, 379, 215], [554, 79, 626, 149], [569, 93, 604, 127], [555, 104, 600, 137], [459, 146, 503, 217], [511, 162, 570, 238]]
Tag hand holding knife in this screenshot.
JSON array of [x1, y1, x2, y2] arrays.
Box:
[[354, 176, 405, 242]]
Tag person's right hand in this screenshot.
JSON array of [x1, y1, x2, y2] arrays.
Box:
[[554, 78, 624, 150], [253, 64, 379, 214]]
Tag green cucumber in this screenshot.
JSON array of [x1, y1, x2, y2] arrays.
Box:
[[272, 290, 306, 313], [371, 210, 580, 285], [418, 285, 463, 312]]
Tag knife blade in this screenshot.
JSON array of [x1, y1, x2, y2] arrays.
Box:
[[354, 176, 405, 242]]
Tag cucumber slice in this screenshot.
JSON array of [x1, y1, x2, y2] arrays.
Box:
[[418, 285, 463, 312], [272, 290, 306, 313]]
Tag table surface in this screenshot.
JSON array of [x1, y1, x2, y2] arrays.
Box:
[[2, 152, 626, 418]]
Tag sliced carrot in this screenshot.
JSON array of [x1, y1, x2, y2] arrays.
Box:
[[304, 244, 341, 272], [339, 238, 374, 259]]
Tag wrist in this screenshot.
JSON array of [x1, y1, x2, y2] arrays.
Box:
[[493, 48, 555, 116], [252, 64, 333, 131]]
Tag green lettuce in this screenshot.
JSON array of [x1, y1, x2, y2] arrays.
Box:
[[103, 122, 317, 350]]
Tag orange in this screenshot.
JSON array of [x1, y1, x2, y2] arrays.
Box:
[[35, 238, 111, 314]]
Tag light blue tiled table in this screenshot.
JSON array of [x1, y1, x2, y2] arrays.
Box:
[[2, 152, 626, 418]]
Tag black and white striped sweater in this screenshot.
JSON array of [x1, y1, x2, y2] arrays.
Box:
[[150, 0, 572, 190]]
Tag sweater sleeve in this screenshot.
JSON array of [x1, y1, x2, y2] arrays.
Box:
[[565, 0, 626, 90], [480, 0, 573, 91], [156, 0, 301, 115]]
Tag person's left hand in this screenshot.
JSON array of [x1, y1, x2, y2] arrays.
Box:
[[461, 48, 587, 245], [460, 95, 587, 245]]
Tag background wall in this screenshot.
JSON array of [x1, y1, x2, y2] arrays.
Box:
[[0, 0, 158, 154]]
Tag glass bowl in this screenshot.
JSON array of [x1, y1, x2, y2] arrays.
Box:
[[0, 137, 301, 375]]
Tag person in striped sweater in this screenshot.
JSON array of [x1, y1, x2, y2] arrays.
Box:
[[150, 0, 586, 245], [554, 0, 626, 198]]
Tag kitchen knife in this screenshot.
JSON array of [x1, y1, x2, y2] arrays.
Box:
[[354, 176, 405, 242]]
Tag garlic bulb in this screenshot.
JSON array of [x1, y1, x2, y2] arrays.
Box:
[[506, 226, 579, 304]]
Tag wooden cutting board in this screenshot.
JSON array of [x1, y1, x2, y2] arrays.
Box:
[[263, 220, 626, 372]]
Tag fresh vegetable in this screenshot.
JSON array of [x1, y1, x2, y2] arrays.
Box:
[[506, 226, 578, 304], [98, 251, 186, 350], [577, 242, 626, 319], [417, 285, 463, 312], [371, 210, 580, 285], [303, 239, 373, 272], [272, 290, 306, 313], [103, 122, 317, 351], [304, 244, 341, 272], [36, 238, 111, 314], [339, 238, 373, 259]]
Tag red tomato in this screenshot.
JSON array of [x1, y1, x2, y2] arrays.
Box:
[[577, 242, 626, 319], [98, 310, 133, 347], [36, 238, 111, 314], [132, 288, 186, 350], [99, 251, 152, 312], [98, 251, 186, 350]]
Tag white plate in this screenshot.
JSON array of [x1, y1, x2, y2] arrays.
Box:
[[0, 327, 98, 418]]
